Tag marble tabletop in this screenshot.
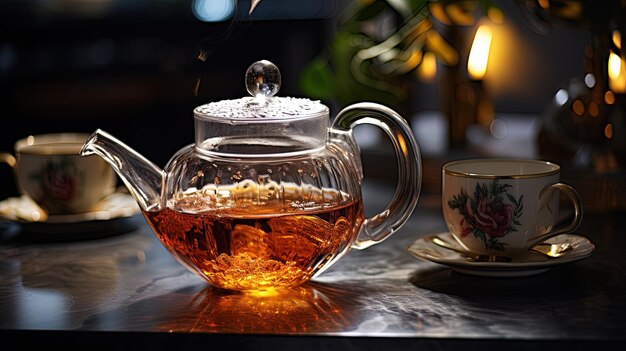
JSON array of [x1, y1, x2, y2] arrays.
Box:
[[1, 181, 625, 350]]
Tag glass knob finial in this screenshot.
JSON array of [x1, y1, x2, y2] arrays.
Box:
[[245, 60, 281, 98]]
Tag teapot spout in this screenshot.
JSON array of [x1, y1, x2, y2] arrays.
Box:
[[80, 129, 166, 212]]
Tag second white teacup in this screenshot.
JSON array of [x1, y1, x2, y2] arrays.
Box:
[[1, 133, 117, 215], [442, 158, 583, 258]]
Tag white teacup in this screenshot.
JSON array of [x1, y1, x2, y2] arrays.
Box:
[[1, 133, 116, 215], [442, 158, 583, 258]]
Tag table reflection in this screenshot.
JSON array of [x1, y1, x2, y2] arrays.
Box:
[[0, 225, 154, 329], [2, 200, 626, 348], [110, 282, 370, 333]]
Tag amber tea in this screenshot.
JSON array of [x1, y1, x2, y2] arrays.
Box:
[[81, 61, 422, 291], [142, 188, 363, 291]]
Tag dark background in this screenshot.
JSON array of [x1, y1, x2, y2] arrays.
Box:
[[0, 0, 589, 200], [0, 0, 346, 199]]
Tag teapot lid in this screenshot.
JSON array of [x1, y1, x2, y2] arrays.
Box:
[[195, 60, 328, 120], [193, 60, 330, 156]]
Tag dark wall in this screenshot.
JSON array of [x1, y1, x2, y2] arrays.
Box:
[[0, 1, 338, 199]]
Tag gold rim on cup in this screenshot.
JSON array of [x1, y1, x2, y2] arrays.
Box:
[[442, 158, 560, 179]]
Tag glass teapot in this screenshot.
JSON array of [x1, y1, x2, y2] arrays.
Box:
[[80, 60, 422, 291]]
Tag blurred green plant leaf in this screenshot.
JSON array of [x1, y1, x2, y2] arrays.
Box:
[[299, 0, 499, 108], [299, 58, 333, 100]]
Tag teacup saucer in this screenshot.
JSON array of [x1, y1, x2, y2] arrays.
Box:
[[407, 232, 595, 277], [0, 192, 141, 241]]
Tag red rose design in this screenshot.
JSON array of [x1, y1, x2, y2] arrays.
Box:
[[460, 218, 472, 237], [42, 168, 78, 201], [465, 197, 514, 238], [448, 180, 522, 251]]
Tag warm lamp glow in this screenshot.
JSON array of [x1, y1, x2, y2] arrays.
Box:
[[468, 25, 493, 80], [605, 91, 615, 104], [605, 123, 614, 139], [417, 51, 437, 82], [609, 52, 621, 77], [572, 99, 585, 116], [538, 0, 550, 9], [608, 51, 626, 93], [487, 7, 503, 24]]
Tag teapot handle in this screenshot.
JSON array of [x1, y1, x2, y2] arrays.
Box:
[[332, 102, 422, 250], [0, 153, 17, 168]]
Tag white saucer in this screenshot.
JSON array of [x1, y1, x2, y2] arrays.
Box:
[[0, 192, 140, 223], [407, 232, 595, 277], [0, 192, 141, 240]]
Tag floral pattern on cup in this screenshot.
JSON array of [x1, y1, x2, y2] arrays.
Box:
[[29, 158, 84, 212], [447, 179, 523, 251]]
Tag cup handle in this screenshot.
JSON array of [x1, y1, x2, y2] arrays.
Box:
[[331, 102, 422, 250], [526, 182, 583, 248], [0, 153, 16, 168]]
